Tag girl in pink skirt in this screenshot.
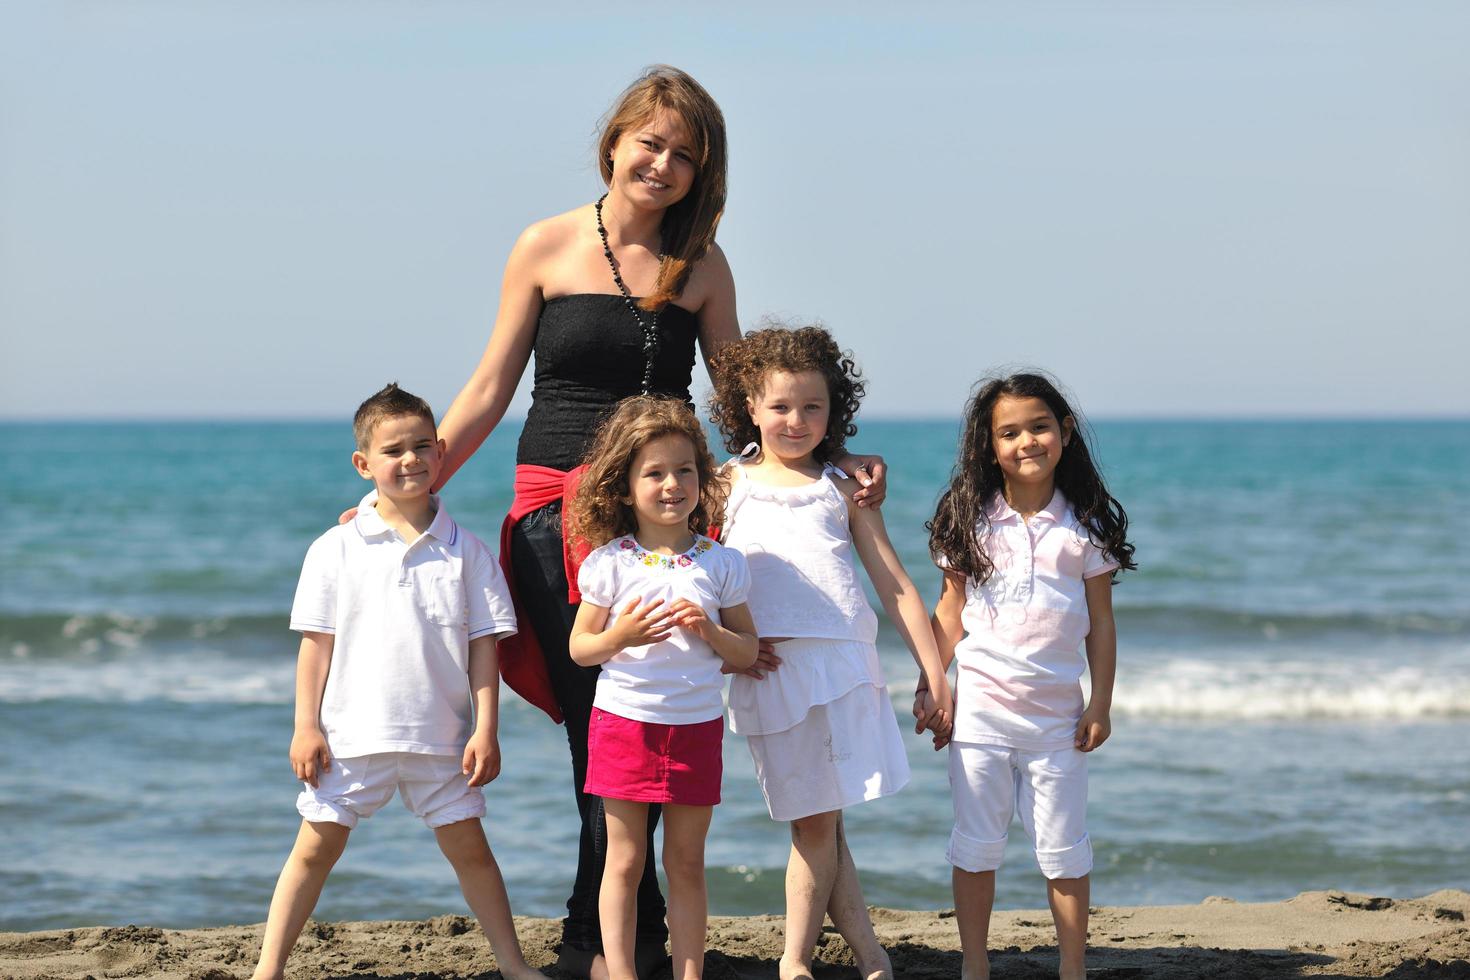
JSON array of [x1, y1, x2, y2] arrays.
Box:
[[567, 396, 758, 980]]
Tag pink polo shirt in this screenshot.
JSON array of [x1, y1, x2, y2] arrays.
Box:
[[944, 491, 1118, 750]]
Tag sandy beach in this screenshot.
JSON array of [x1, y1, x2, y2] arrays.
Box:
[[2, 888, 1466, 979]]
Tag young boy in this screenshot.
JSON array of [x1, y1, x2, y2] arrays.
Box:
[[251, 383, 546, 980]]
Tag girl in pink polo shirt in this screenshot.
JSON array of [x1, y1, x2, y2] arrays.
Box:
[[921, 372, 1136, 980]]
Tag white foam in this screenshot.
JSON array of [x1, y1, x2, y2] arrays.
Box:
[[0, 654, 294, 704], [1112, 658, 1470, 720], [883, 653, 1470, 722]]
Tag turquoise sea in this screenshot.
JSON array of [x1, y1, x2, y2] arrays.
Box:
[[2, 419, 1467, 931]]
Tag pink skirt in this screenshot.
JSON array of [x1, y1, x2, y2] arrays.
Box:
[[584, 707, 724, 806]]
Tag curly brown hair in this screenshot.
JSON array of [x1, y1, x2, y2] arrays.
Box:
[[708, 323, 865, 463], [568, 395, 729, 549]]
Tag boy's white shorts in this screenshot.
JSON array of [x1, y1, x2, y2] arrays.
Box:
[[947, 741, 1092, 880], [296, 752, 486, 830]]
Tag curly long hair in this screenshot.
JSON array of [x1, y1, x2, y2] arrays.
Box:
[[708, 323, 864, 464], [928, 372, 1136, 584], [597, 65, 727, 312], [569, 395, 728, 549]]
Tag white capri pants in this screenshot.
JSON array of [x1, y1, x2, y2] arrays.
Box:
[[947, 741, 1092, 880]]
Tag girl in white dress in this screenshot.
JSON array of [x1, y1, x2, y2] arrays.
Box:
[[708, 325, 954, 980]]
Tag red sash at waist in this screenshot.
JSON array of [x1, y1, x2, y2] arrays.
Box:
[[496, 463, 590, 724]]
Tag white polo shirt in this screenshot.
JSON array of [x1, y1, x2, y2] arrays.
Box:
[[946, 491, 1118, 751], [290, 493, 517, 758]]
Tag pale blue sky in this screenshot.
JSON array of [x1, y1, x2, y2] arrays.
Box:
[[2, 2, 1467, 419]]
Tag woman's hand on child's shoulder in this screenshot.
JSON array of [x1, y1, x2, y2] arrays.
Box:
[[834, 453, 888, 508]]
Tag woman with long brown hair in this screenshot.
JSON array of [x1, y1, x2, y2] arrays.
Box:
[[431, 66, 884, 978]]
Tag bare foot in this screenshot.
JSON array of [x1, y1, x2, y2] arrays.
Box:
[[499, 965, 550, 980], [960, 951, 990, 980], [778, 954, 815, 980], [856, 945, 893, 980]]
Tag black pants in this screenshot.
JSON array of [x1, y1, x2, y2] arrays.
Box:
[[509, 500, 668, 951]]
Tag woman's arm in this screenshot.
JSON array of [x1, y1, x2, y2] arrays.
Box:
[[433, 224, 550, 491], [691, 243, 740, 375]]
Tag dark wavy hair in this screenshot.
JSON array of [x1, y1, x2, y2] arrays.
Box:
[[708, 322, 864, 464], [568, 395, 728, 549], [597, 65, 727, 312], [928, 372, 1135, 584]]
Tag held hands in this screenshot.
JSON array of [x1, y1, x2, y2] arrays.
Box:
[[290, 727, 331, 788], [462, 728, 502, 787], [1075, 705, 1112, 752], [911, 680, 955, 751]]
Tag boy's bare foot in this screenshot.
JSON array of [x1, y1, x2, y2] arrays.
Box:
[[778, 954, 815, 980]]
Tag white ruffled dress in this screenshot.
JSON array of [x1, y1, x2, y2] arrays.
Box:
[[723, 463, 911, 821]]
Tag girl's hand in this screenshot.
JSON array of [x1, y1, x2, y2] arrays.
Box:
[[1075, 705, 1112, 752], [721, 637, 783, 679], [290, 728, 331, 787], [668, 598, 716, 643], [838, 453, 888, 509], [608, 598, 676, 648], [462, 729, 502, 787], [911, 687, 952, 751]]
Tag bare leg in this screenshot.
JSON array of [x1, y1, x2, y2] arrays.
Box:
[[1048, 875, 1089, 980], [251, 820, 350, 980], [599, 799, 650, 980], [823, 815, 890, 980], [781, 811, 839, 980], [952, 868, 994, 980], [661, 804, 713, 980], [435, 818, 548, 980]]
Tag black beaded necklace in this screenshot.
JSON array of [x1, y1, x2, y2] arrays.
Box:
[[595, 193, 662, 395]]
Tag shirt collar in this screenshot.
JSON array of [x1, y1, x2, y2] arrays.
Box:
[[352, 490, 456, 544], [985, 488, 1067, 525]]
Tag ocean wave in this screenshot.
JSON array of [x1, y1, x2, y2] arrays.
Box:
[[1111, 604, 1469, 638], [1111, 659, 1469, 720], [6, 603, 1466, 665], [1, 612, 288, 660], [883, 654, 1470, 722]]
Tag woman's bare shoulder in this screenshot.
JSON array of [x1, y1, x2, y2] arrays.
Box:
[[681, 241, 734, 310], [515, 205, 594, 258]]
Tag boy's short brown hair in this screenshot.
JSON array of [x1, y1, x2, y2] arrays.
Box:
[[353, 383, 436, 450]]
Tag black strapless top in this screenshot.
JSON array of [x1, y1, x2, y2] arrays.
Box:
[[516, 294, 700, 469]]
